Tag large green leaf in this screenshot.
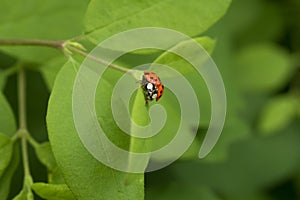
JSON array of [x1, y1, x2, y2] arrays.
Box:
[[84, 0, 231, 45], [0, 0, 88, 62], [47, 60, 144, 200], [127, 89, 151, 173], [0, 92, 16, 137]]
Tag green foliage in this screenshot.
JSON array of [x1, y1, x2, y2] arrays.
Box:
[[147, 183, 221, 200], [0, 91, 19, 199], [1, 0, 300, 199], [13, 182, 34, 200], [84, 0, 231, 46], [127, 88, 152, 173], [39, 56, 68, 91], [34, 142, 56, 171], [145, 0, 300, 199], [234, 43, 293, 93], [0, 0, 88, 62], [31, 183, 75, 200], [152, 36, 215, 126], [258, 95, 298, 134], [0, 133, 13, 178], [160, 127, 300, 198], [0, 143, 20, 200], [0, 92, 16, 137], [153, 37, 216, 77], [47, 61, 144, 200]]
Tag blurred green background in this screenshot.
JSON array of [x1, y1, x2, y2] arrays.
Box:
[[146, 0, 300, 199], [1, 0, 300, 199]]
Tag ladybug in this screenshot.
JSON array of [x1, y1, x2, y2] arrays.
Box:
[[141, 72, 164, 104]]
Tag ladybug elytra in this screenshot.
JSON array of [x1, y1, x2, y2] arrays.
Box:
[[141, 72, 164, 104]]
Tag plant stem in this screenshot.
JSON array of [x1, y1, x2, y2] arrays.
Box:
[[18, 67, 26, 130], [0, 38, 142, 79], [18, 67, 31, 179], [0, 39, 64, 49], [25, 131, 39, 148], [67, 45, 133, 74]]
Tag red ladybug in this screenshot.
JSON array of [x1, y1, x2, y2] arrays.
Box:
[[141, 72, 164, 103]]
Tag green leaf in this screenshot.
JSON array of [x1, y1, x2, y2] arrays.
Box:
[[32, 183, 75, 200], [48, 166, 65, 184], [194, 37, 216, 55], [258, 95, 298, 135], [34, 142, 57, 171], [0, 133, 13, 178], [152, 37, 214, 126], [0, 142, 20, 200], [0, 0, 88, 62], [233, 44, 294, 93], [84, 0, 231, 45], [47, 60, 144, 200], [153, 37, 216, 76], [39, 56, 68, 91], [0, 92, 17, 137], [127, 89, 151, 173], [34, 141, 65, 184]]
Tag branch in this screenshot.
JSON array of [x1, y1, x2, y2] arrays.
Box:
[[0, 38, 142, 78], [18, 66, 27, 130], [0, 39, 64, 49], [18, 66, 32, 186], [67, 45, 135, 75]]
